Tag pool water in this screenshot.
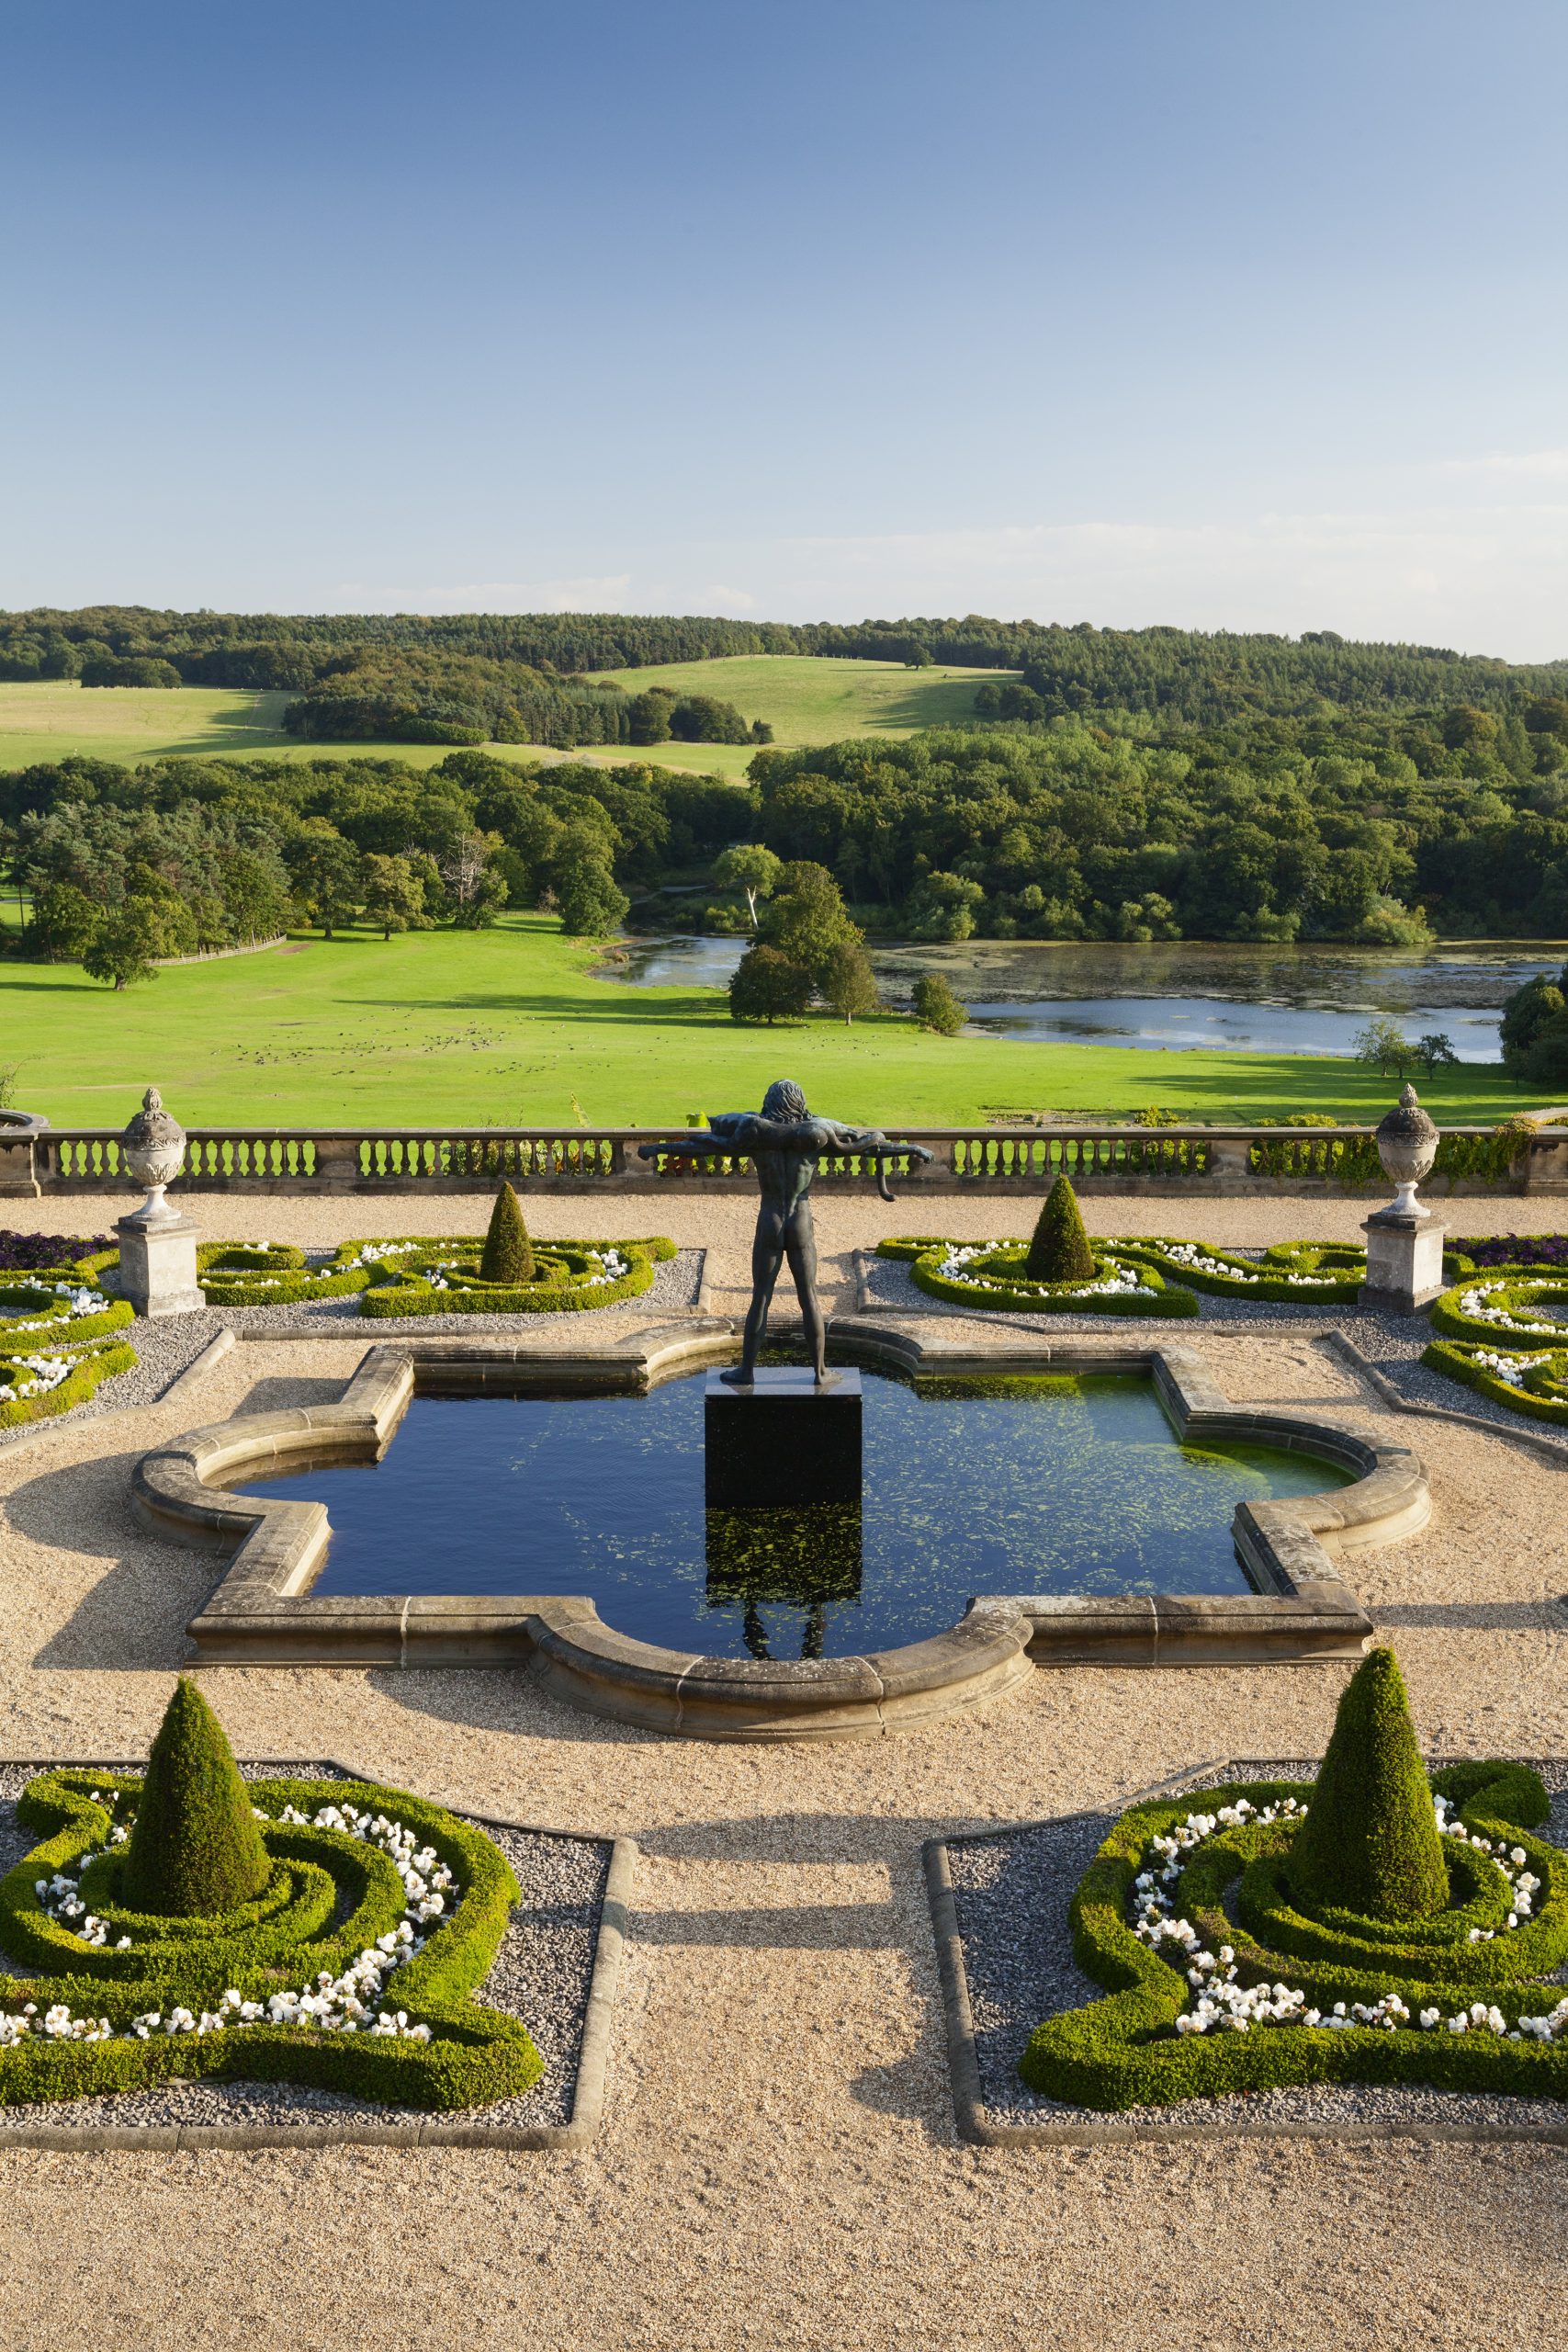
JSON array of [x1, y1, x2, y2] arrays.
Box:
[[239, 1370, 1348, 1661]]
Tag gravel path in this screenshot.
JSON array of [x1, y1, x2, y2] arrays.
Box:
[[949, 1757, 1568, 2136], [0, 1760, 610, 2133]]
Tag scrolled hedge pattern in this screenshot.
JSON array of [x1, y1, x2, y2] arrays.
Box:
[[1421, 1336, 1568, 1425], [196, 1241, 373, 1306], [894, 1239, 1197, 1317], [1018, 1762, 1568, 2110], [355, 1234, 675, 1317], [0, 1337, 138, 1429], [0, 1280, 134, 1349], [1111, 1238, 1366, 1302], [1428, 1272, 1568, 1347], [0, 1769, 542, 2109]]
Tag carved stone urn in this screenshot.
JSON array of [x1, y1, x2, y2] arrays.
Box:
[[1359, 1083, 1445, 1314], [1374, 1082, 1439, 1219], [115, 1086, 203, 1317], [119, 1085, 187, 1227]]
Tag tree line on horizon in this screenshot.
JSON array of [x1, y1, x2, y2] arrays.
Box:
[[0, 606, 1565, 728]]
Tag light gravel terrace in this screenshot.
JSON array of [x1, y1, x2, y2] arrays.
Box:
[[2, 1189, 1568, 2348]]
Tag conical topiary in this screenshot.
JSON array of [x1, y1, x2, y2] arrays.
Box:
[[479, 1181, 535, 1284], [1285, 1646, 1449, 1924], [119, 1679, 270, 1917], [1023, 1174, 1097, 1283]]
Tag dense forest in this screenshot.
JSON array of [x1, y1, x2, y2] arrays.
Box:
[[0, 750, 744, 979], [2, 607, 1566, 722], [745, 709, 1568, 943]]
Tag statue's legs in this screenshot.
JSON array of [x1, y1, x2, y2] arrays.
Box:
[[784, 1206, 829, 1382], [721, 1209, 787, 1385]]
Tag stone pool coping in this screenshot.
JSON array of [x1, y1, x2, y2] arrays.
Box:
[[127, 1316, 1419, 1739], [924, 1758, 1568, 2147], [0, 1757, 637, 2150]]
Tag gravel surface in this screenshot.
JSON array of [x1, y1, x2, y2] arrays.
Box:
[[0, 1759, 610, 2133], [0, 1248, 705, 1453], [949, 1755, 1568, 2135]]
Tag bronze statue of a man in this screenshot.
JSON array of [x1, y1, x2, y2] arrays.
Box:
[[638, 1080, 931, 1385]]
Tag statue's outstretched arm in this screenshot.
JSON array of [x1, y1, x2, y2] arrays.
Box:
[[814, 1120, 935, 1165], [635, 1129, 739, 1159]]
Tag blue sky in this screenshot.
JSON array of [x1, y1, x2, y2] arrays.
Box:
[[3, 0, 1566, 654]]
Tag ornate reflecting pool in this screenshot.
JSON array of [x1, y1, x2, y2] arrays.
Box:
[[238, 1368, 1349, 1663]]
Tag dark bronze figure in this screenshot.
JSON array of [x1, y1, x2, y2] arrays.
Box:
[[637, 1080, 931, 1385]]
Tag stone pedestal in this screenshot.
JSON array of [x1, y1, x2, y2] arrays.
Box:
[[115, 1209, 205, 1317], [704, 1367, 863, 1507], [1359, 1207, 1446, 1315]]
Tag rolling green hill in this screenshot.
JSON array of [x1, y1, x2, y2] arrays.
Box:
[[601, 654, 1011, 745]]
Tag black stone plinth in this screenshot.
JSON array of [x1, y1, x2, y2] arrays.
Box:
[[704, 1367, 863, 1507]]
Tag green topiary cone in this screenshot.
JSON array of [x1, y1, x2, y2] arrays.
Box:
[[479, 1181, 535, 1284], [1286, 1646, 1450, 1923], [1023, 1174, 1097, 1283], [120, 1679, 271, 1917]]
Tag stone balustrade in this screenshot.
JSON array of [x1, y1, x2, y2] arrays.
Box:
[[4, 1113, 1567, 1195]]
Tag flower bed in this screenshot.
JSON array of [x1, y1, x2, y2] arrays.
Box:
[[1445, 1235, 1568, 1273], [1018, 1758, 1568, 2110], [1420, 1337, 1568, 1426], [0, 1280, 135, 1351], [196, 1242, 375, 1307], [0, 1232, 113, 1277], [0, 1339, 139, 1430], [877, 1238, 1196, 1317], [1427, 1272, 1568, 1347], [0, 1767, 542, 2109], [1110, 1238, 1367, 1302], [355, 1234, 676, 1317]]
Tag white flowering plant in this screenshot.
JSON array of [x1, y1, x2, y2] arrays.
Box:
[[1422, 1333, 1568, 1426], [0, 1335, 138, 1430], [1430, 1272, 1568, 1347], [1020, 1759, 1568, 2109], [1109, 1238, 1367, 1303], [876, 1238, 1197, 1317], [355, 1233, 676, 1317], [0, 1278, 134, 1351], [0, 1769, 542, 2109]]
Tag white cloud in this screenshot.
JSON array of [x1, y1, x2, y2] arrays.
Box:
[[1439, 449, 1568, 481]]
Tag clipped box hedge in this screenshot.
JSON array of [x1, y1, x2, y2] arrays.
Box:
[[1428, 1271, 1568, 1348], [196, 1241, 373, 1307], [0, 1338, 139, 1430], [0, 1769, 543, 2110], [1018, 1762, 1568, 2110], [1110, 1238, 1367, 1303], [356, 1234, 676, 1317], [881, 1239, 1197, 1317], [1421, 1336, 1568, 1425]]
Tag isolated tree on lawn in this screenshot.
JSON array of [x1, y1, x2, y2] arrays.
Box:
[[760, 860, 861, 984], [818, 940, 880, 1025], [728, 942, 811, 1025]]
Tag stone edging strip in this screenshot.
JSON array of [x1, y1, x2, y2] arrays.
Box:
[[124, 1319, 1416, 1737], [924, 1760, 1568, 2146], [0, 1756, 637, 2151]]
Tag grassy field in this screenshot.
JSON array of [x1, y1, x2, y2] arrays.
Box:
[[0, 658, 987, 782], [602, 654, 1008, 746], [1, 912, 1542, 1132]]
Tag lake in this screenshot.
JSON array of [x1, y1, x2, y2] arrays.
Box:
[[604, 936, 1564, 1059]]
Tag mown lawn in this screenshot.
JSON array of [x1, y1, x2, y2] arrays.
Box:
[[600, 654, 1009, 746], [2, 914, 1542, 1132]]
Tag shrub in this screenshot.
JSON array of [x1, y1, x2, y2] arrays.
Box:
[[1023, 1175, 1096, 1283], [906, 1240, 1197, 1318], [1285, 1649, 1449, 1923], [910, 972, 966, 1035], [120, 1680, 270, 1917], [0, 1337, 137, 1428], [479, 1183, 536, 1285]]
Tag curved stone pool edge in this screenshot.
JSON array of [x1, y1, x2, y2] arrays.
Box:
[[130, 1317, 1418, 1741]]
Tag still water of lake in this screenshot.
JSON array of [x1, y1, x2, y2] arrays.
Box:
[[605, 936, 1564, 1058]]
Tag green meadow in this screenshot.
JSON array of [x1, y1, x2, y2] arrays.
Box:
[[2, 912, 1539, 1132], [0, 657, 1002, 781]]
